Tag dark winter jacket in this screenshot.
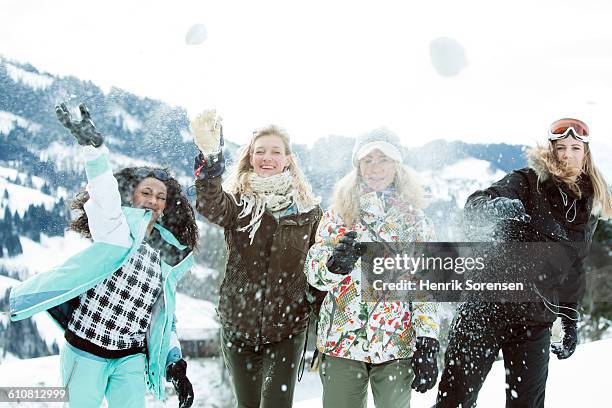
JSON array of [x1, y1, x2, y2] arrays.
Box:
[[464, 148, 599, 323], [195, 176, 324, 345]]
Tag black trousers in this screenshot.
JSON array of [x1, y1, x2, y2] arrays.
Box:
[[436, 304, 552, 408]]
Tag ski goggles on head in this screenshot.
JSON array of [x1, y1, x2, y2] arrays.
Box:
[[133, 167, 171, 181], [548, 118, 590, 143]]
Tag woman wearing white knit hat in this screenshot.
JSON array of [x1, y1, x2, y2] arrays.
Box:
[[305, 127, 441, 408]]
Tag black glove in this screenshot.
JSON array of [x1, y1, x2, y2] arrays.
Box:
[[194, 126, 225, 179], [326, 231, 366, 275], [55, 103, 104, 147], [481, 197, 531, 223], [411, 336, 440, 393], [551, 303, 578, 359], [166, 359, 194, 408]]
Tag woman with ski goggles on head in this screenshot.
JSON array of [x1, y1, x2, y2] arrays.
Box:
[[10, 103, 196, 408], [435, 118, 612, 408], [305, 128, 441, 408], [191, 110, 324, 408]]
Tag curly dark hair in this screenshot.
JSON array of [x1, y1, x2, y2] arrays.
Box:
[[69, 167, 198, 250]]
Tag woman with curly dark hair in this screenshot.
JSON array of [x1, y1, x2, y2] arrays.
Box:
[[10, 103, 197, 408]]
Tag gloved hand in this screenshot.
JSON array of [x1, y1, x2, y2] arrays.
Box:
[[551, 303, 578, 359], [482, 197, 531, 223], [191, 109, 223, 155], [166, 359, 194, 408], [411, 336, 440, 393], [55, 103, 104, 147], [194, 148, 225, 179], [326, 231, 366, 275]]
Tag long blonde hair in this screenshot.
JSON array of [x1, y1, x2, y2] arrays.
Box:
[[529, 142, 612, 220], [223, 124, 319, 207], [331, 162, 426, 226]]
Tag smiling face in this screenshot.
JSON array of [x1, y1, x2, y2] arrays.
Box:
[[131, 177, 167, 212], [250, 134, 291, 177], [359, 149, 397, 191], [554, 137, 586, 177]]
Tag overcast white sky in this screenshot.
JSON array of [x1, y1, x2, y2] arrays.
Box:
[[1, 0, 612, 154]]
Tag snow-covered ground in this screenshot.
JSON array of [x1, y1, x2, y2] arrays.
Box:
[[0, 339, 609, 407], [294, 338, 612, 408], [0, 354, 233, 408]]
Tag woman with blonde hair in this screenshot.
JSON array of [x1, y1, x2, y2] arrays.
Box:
[[305, 128, 441, 408], [191, 111, 323, 408], [436, 118, 612, 408]]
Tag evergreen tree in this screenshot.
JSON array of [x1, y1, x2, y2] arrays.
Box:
[[5, 235, 22, 256], [41, 182, 51, 195], [581, 220, 612, 341]]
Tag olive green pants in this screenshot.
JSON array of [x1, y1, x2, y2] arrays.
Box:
[[319, 353, 414, 408], [221, 329, 307, 408]]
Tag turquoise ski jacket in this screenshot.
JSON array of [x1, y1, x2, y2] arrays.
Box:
[[9, 145, 193, 400]]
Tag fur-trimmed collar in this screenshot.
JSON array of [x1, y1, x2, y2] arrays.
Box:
[[526, 145, 552, 181], [526, 145, 601, 216]]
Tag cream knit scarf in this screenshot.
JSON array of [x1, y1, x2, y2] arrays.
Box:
[[235, 171, 300, 244]]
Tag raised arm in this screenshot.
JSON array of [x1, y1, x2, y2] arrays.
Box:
[[55, 103, 131, 248], [191, 109, 239, 228]]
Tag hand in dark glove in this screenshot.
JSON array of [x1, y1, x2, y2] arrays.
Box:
[[482, 197, 531, 223], [166, 359, 194, 408], [551, 304, 578, 359], [194, 127, 225, 179], [411, 336, 440, 393], [55, 103, 104, 147], [326, 231, 366, 275]]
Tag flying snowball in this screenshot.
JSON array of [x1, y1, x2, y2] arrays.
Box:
[[430, 37, 468, 77], [185, 24, 208, 45]]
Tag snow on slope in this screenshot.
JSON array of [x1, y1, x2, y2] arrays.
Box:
[[0, 232, 90, 281], [420, 157, 506, 207], [0, 110, 41, 135], [0, 166, 47, 190], [5, 63, 54, 91], [38, 141, 160, 175], [110, 105, 143, 133], [0, 172, 56, 217]]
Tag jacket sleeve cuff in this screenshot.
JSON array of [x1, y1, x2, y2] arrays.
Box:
[[82, 144, 109, 161], [194, 151, 225, 180]]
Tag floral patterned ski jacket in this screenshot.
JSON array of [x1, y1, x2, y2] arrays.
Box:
[[305, 190, 440, 363]]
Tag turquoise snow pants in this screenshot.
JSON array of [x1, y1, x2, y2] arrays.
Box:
[[60, 343, 146, 408]]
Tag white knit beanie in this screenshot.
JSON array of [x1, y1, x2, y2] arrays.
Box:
[[352, 127, 403, 167]]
